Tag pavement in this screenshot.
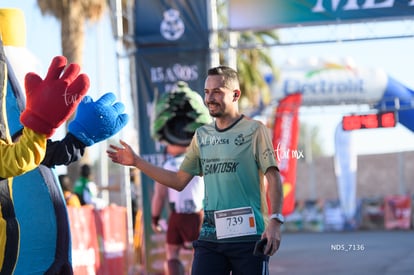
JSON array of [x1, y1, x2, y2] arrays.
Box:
[[269, 230, 414, 275]]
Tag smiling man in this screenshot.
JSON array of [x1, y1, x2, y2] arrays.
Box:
[[108, 65, 284, 275]]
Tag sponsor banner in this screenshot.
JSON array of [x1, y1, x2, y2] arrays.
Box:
[[384, 195, 412, 230], [360, 198, 384, 230], [68, 206, 129, 275], [334, 123, 357, 224], [135, 0, 208, 48], [134, 2, 209, 273], [68, 206, 100, 274], [271, 59, 388, 106], [272, 93, 302, 216], [95, 205, 128, 275], [229, 0, 414, 30]]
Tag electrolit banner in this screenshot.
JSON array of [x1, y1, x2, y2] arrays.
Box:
[[229, 0, 414, 30], [269, 58, 414, 133], [270, 58, 388, 106]]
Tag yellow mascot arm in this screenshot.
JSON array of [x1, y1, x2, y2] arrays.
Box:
[[0, 128, 46, 178]]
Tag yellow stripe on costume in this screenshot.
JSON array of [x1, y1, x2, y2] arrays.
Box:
[[0, 8, 26, 47], [0, 196, 6, 271]]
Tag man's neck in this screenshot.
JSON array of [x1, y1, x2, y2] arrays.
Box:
[[215, 114, 242, 130]]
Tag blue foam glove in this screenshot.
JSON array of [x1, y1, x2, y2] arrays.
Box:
[[68, 92, 129, 146]]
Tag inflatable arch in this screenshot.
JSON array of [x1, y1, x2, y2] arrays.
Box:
[[270, 58, 414, 132]]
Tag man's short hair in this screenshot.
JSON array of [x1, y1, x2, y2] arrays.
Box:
[[207, 66, 239, 89]]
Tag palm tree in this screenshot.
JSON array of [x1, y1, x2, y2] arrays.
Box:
[[37, 0, 107, 65], [216, 0, 279, 113], [236, 30, 280, 111], [36, 0, 107, 181]]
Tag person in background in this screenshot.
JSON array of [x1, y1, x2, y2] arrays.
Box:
[[150, 81, 209, 275], [74, 164, 107, 209], [151, 144, 204, 275], [58, 174, 81, 207], [107, 67, 284, 275], [130, 168, 140, 228]]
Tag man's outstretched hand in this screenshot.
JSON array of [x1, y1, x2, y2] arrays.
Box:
[[20, 56, 89, 137], [107, 140, 137, 166]]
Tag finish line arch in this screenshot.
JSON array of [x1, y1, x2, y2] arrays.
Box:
[[227, 0, 414, 132], [268, 57, 414, 132]]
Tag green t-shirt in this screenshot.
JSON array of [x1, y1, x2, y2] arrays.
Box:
[[180, 115, 278, 242]]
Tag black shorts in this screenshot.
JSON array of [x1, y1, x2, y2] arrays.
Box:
[[191, 240, 269, 275], [166, 211, 203, 245]]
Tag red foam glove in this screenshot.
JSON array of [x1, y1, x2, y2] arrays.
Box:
[[20, 56, 90, 137]]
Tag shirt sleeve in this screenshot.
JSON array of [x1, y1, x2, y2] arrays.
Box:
[[0, 127, 46, 178], [254, 123, 278, 173], [179, 133, 202, 176]]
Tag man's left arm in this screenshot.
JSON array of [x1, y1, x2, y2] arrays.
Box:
[[262, 166, 284, 256], [266, 166, 284, 216]]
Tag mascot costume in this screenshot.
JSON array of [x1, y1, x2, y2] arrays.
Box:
[[0, 8, 128, 274]]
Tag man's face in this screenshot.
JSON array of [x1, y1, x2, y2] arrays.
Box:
[[204, 75, 235, 118]]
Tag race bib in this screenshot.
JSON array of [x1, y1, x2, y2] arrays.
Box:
[[214, 207, 257, 239]]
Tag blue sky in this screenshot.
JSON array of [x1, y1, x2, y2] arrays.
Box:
[[2, 1, 414, 157], [1, 1, 119, 99]]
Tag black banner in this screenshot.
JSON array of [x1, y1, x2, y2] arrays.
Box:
[[133, 1, 209, 273], [135, 0, 209, 48]]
